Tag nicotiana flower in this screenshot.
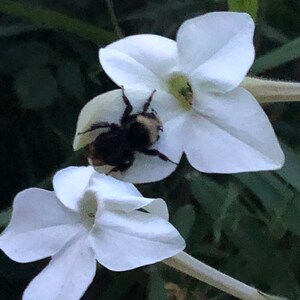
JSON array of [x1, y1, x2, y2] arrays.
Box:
[[0, 166, 185, 300], [93, 11, 284, 181]]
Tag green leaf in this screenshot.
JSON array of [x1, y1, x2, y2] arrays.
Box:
[[0, 208, 11, 227], [213, 182, 239, 243], [235, 173, 294, 214], [228, 0, 259, 20], [281, 195, 300, 239], [251, 36, 300, 73], [0, 24, 41, 37], [0, 41, 54, 75], [172, 204, 195, 239], [259, 24, 290, 44], [276, 142, 300, 192], [100, 272, 139, 300], [15, 67, 58, 109], [0, 0, 116, 45], [224, 218, 300, 299], [189, 175, 227, 219], [189, 174, 238, 242], [148, 269, 168, 300], [57, 61, 85, 102]]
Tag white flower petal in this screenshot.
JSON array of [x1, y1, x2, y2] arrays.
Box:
[[177, 12, 255, 92], [185, 88, 284, 173], [89, 174, 169, 219], [23, 237, 96, 300], [0, 188, 80, 262], [95, 154, 177, 184], [100, 49, 166, 90], [142, 197, 169, 220], [100, 34, 177, 88], [53, 166, 94, 210], [73, 89, 183, 151], [101, 195, 169, 220], [89, 210, 185, 271], [0, 225, 82, 264], [89, 173, 141, 199], [101, 115, 186, 183]]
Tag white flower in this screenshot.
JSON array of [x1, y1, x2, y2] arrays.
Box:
[[0, 166, 185, 300], [85, 11, 284, 182]]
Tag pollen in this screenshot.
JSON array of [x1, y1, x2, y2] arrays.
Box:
[[167, 74, 193, 111]]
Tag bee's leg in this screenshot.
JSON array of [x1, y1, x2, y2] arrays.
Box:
[[78, 122, 118, 135], [140, 149, 178, 165], [120, 86, 133, 122], [143, 90, 156, 113]]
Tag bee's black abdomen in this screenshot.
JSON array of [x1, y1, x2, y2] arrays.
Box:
[[127, 122, 151, 150], [92, 131, 134, 169], [84, 89, 170, 173]]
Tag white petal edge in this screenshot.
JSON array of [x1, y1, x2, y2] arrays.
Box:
[[103, 34, 178, 81], [23, 237, 96, 300], [185, 88, 284, 173], [0, 225, 82, 263], [89, 173, 142, 199], [100, 48, 167, 91], [177, 12, 255, 93], [88, 174, 169, 219], [0, 188, 80, 262], [103, 196, 169, 220], [89, 210, 185, 271], [53, 166, 94, 210]]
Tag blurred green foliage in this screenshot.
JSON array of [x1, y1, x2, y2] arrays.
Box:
[[1, 0, 300, 299], [228, 0, 259, 20]]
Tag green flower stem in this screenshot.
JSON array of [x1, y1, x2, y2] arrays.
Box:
[[242, 77, 300, 103], [164, 251, 283, 300]]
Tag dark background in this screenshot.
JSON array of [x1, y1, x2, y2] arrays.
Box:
[[1, 0, 300, 299]]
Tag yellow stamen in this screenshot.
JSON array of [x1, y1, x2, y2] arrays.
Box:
[[167, 74, 193, 110]]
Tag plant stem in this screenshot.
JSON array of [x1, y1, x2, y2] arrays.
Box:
[[242, 77, 300, 103], [164, 251, 266, 300]]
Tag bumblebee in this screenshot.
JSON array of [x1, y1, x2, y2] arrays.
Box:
[[78, 87, 175, 173]]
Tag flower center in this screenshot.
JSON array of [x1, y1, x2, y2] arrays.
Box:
[[79, 192, 98, 229], [167, 74, 193, 110]]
